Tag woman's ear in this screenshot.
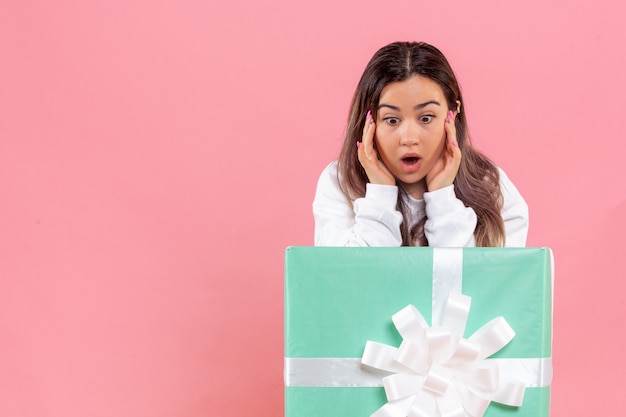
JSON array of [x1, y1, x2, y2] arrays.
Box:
[[455, 100, 461, 116]]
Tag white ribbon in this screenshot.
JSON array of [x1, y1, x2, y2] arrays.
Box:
[[284, 357, 551, 388], [361, 293, 525, 417], [432, 248, 464, 327]]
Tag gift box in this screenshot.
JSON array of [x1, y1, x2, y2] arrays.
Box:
[[284, 247, 553, 417]]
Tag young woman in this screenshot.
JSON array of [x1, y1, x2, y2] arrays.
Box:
[[313, 41, 528, 247]]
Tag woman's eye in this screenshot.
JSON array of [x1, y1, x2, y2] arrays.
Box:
[[384, 117, 400, 126], [420, 115, 434, 123]]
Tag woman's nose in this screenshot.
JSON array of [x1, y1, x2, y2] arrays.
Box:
[[399, 122, 419, 145]]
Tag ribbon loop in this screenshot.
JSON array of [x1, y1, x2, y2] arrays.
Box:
[[392, 305, 429, 346], [423, 362, 451, 396], [457, 360, 500, 391], [469, 317, 515, 359], [426, 327, 453, 362], [442, 293, 471, 340], [383, 373, 422, 401], [395, 340, 430, 375], [362, 341, 407, 375], [407, 391, 437, 417], [437, 388, 467, 417], [454, 381, 490, 417], [447, 338, 481, 364]]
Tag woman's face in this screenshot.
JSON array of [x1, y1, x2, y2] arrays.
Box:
[[375, 75, 451, 199]]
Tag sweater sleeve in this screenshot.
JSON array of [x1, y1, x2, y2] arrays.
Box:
[[423, 185, 478, 247], [313, 161, 403, 246], [422, 167, 529, 247]]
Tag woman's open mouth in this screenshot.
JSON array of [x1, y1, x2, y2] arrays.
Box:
[[400, 155, 421, 173]]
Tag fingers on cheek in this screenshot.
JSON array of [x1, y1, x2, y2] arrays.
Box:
[[364, 119, 373, 135], [364, 123, 373, 141]]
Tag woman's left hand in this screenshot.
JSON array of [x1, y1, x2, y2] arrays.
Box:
[[426, 111, 462, 192]]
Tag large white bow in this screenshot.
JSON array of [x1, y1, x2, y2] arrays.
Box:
[[361, 293, 525, 417]]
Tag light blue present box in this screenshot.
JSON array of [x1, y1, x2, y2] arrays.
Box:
[[284, 247, 553, 416]]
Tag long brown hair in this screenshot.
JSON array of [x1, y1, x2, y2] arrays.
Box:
[[337, 41, 505, 246]]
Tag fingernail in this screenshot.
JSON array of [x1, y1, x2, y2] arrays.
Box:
[[366, 110, 371, 119], [452, 140, 457, 147], [449, 110, 455, 121], [356, 141, 361, 149]]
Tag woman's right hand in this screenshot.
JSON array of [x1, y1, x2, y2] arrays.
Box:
[[357, 111, 396, 186]]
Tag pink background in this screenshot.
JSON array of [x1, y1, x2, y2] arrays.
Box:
[[1, 0, 625, 415]]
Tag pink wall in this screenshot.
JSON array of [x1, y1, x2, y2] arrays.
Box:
[[1, 0, 624, 415]]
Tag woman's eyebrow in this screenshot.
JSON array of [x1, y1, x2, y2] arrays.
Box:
[[378, 103, 401, 111], [378, 100, 441, 111], [414, 100, 441, 109]]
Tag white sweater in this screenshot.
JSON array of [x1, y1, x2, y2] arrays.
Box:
[[313, 161, 529, 247]]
